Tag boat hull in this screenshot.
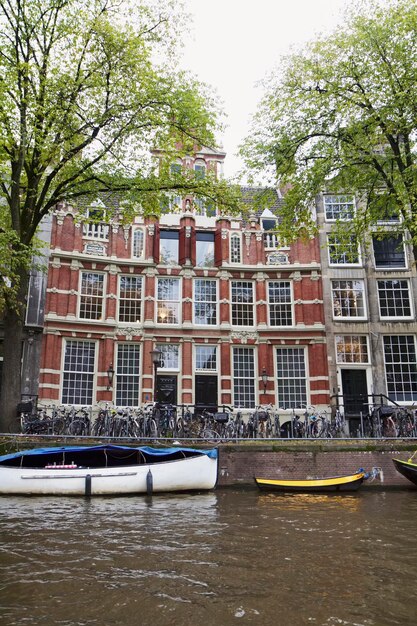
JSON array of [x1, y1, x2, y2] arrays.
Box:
[[254, 472, 365, 493], [392, 459, 417, 487], [0, 447, 218, 496]]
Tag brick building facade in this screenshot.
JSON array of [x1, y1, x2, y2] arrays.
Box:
[[38, 150, 330, 421]]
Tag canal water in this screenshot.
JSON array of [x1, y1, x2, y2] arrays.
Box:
[[1, 488, 416, 626]]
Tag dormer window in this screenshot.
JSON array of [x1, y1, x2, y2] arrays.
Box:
[[261, 209, 281, 249], [83, 200, 109, 239]]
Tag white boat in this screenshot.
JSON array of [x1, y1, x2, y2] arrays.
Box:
[[0, 445, 219, 496]]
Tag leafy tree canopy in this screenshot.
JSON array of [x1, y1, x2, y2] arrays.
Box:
[[0, 0, 240, 307], [240, 0, 417, 249]]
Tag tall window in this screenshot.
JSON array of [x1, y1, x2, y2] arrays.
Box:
[[233, 347, 255, 408], [383, 336, 417, 402], [195, 345, 217, 371], [160, 231, 179, 265], [194, 279, 217, 325], [79, 272, 104, 320], [82, 202, 109, 239], [156, 344, 179, 369], [373, 235, 406, 268], [116, 344, 141, 406], [378, 279, 412, 318], [327, 234, 360, 265], [335, 336, 369, 363], [132, 229, 144, 258], [194, 159, 206, 179], [268, 281, 293, 326], [196, 232, 215, 267], [169, 161, 182, 209], [118, 276, 143, 323], [231, 281, 254, 326], [331, 280, 366, 319], [324, 194, 355, 221], [230, 234, 242, 263], [62, 341, 95, 404], [276, 348, 307, 409], [157, 278, 180, 324]]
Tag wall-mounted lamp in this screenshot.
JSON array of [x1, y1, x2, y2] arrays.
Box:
[[107, 364, 115, 390], [261, 367, 268, 395]]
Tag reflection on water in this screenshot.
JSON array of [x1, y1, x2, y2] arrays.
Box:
[[1, 489, 416, 626]]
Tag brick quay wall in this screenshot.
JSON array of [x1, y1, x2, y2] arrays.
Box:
[[0, 437, 416, 488], [217, 441, 417, 488]]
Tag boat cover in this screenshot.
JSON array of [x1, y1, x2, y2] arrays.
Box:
[[0, 444, 218, 463]]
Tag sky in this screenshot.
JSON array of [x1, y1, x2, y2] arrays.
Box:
[[179, 0, 356, 181]]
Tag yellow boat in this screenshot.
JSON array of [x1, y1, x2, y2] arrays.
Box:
[[254, 470, 366, 493]]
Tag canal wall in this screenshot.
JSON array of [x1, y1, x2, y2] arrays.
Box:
[[216, 441, 417, 488], [1, 436, 416, 488]]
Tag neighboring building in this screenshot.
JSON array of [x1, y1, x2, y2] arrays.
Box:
[[317, 192, 417, 431], [38, 149, 330, 422], [0, 214, 52, 405]]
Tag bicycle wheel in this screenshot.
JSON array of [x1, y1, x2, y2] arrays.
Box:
[[311, 418, 324, 438], [200, 428, 220, 442], [147, 418, 158, 438]]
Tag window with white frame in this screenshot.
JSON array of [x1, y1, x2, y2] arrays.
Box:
[[62, 340, 95, 404], [156, 344, 179, 369], [79, 272, 104, 320], [331, 280, 366, 319], [231, 281, 254, 326], [194, 197, 216, 217], [118, 275, 143, 323], [196, 232, 215, 267], [82, 202, 109, 239], [132, 229, 144, 258], [268, 281, 293, 326], [335, 335, 369, 363], [383, 335, 417, 402], [324, 194, 355, 221], [195, 345, 217, 371], [261, 212, 282, 249], [373, 234, 406, 269], [160, 231, 179, 265], [378, 279, 412, 319], [115, 344, 141, 406], [157, 277, 180, 324], [276, 347, 307, 409], [230, 233, 242, 263], [194, 279, 217, 325], [327, 233, 360, 265], [194, 159, 206, 179], [233, 347, 255, 408]]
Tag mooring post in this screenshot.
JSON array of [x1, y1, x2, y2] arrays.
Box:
[[146, 469, 153, 496], [85, 474, 92, 496]]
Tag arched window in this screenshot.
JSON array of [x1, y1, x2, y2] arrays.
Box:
[[194, 158, 206, 179], [132, 229, 144, 258], [230, 233, 241, 263]]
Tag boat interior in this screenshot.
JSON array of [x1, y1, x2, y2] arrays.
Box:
[[0, 446, 202, 469]]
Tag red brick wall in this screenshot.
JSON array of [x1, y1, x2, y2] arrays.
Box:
[[217, 447, 415, 488]]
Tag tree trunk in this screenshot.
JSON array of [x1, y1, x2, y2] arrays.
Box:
[[0, 270, 29, 433]]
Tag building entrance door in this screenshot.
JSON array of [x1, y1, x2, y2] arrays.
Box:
[[341, 369, 369, 417], [156, 375, 177, 405], [195, 375, 218, 413]]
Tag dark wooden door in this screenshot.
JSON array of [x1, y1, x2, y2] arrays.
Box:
[[195, 375, 218, 411], [341, 369, 368, 416], [156, 375, 177, 405]]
